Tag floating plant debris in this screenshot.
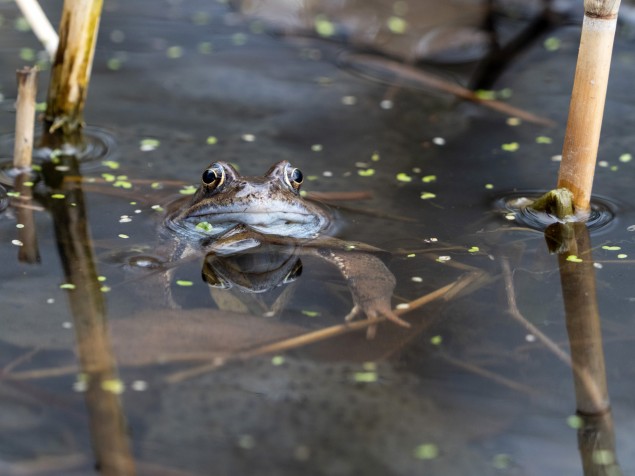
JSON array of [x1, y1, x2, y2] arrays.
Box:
[[140, 138, 160, 151], [413, 444, 439, 460]]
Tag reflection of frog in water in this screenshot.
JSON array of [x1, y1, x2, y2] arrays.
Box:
[[164, 160, 408, 328]]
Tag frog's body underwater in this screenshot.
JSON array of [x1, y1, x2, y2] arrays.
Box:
[[164, 160, 409, 329]]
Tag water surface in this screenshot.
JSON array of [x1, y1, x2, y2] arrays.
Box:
[[1, 1, 635, 475]]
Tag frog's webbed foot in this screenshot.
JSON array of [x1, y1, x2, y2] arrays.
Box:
[[315, 246, 411, 338], [344, 300, 410, 339]]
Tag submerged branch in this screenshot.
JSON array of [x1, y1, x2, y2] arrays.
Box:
[[346, 53, 556, 126], [166, 273, 481, 383], [502, 258, 573, 365], [502, 257, 609, 413], [440, 352, 538, 395]]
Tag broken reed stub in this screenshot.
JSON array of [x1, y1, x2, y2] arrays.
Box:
[[584, 0, 621, 18], [557, 0, 621, 213], [13, 66, 39, 170]]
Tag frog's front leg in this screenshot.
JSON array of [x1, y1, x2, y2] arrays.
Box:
[[315, 248, 410, 331]]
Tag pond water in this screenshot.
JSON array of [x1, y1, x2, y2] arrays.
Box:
[[1, 1, 635, 475]]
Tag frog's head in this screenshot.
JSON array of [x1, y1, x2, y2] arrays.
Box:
[[166, 161, 330, 239]]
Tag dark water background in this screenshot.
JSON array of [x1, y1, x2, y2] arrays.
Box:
[[1, 1, 635, 475]]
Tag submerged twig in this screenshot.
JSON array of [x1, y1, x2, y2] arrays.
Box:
[[440, 352, 538, 395], [502, 258, 573, 365], [346, 53, 556, 126], [166, 274, 479, 383], [502, 257, 609, 412], [2, 364, 78, 381], [1, 348, 41, 374], [5, 274, 485, 384]]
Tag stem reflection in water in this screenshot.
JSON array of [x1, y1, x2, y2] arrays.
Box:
[[42, 157, 136, 476], [548, 221, 621, 476]]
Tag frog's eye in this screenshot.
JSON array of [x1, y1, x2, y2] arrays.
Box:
[[202, 163, 225, 188], [284, 165, 303, 192]]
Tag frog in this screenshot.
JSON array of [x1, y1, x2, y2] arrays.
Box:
[[164, 160, 409, 330]]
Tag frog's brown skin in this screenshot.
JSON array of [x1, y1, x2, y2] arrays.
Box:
[[165, 160, 409, 329]]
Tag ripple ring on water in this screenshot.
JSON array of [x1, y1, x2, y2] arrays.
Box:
[[0, 125, 118, 167], [494, 190, 617, 233]]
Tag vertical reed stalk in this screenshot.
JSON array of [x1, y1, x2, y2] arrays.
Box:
[[557, 0, 621, 213], [42, 0, 103, 147]]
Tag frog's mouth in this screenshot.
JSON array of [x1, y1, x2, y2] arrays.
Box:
[[201, 211, 327, 237], [191, 210, 317, 226], [173, 208, 331, 240]]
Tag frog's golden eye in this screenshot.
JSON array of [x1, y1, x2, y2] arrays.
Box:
[[202, 163, 225, 188], [284, 164, 303, 192]]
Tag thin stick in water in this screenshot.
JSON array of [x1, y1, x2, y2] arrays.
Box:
[[502, 258, 573, 366]]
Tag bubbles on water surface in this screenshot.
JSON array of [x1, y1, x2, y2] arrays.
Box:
[[127, 255, 165, 270]]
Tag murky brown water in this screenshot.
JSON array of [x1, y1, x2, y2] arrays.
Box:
[[2, 1, 635, 475]]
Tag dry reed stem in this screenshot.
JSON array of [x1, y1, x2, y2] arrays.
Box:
[[13, 67, 38, 169], [557, 1, 621, 212], [44, 0, 103, 141], [15, 0, 59, 58]]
